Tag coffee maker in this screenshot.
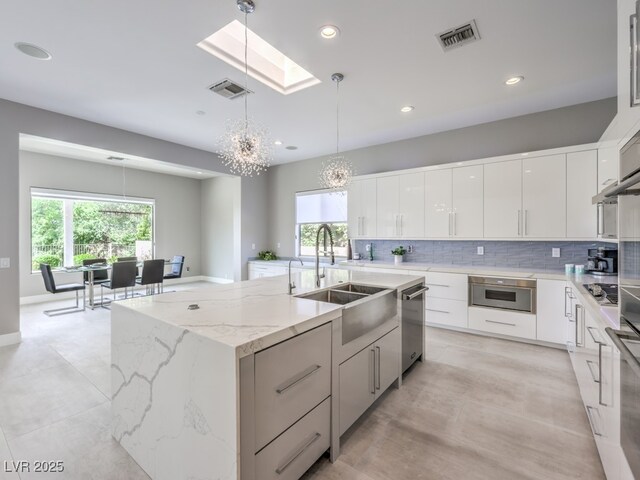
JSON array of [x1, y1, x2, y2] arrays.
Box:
[[586, 247, 618, 276]]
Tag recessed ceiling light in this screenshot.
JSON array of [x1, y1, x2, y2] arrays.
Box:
[[14, 42, 52, 60], [197, 171, 203, 175], [400, 106, 414, 113], [196, 110, 206, 116], [505, 76, 524, 86], [320, 25, 340, 39], [521, 152, 529, 156], [274, 140, 283, 145], [107, 156, 125, 161], [285, 145, 298, 150]]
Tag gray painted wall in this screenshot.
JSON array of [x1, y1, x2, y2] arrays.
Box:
[[201, 176, 241, 282], [267, 97, 617, 256], [0, 98, 227, 337], [19, 151, 203, 297], [240, 175, 270, 281]]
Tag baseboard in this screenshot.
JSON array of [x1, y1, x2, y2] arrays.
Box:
[[0, 331, 21, 347], [20, 275, 226, 305]]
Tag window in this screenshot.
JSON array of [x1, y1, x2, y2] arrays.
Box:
[[295, 190, 348, 257], [31, 188, 154, 271]]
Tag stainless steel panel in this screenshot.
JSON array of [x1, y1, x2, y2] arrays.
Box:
[[468, 276, 537, 288], [469, 280, 536, 314], [254, 323, 331, 451], [401, 284, 425, 372], [254, 397, 330, 480], [341, 289, 397, 345]]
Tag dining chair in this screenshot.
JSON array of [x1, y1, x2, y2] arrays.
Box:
[[117, 256, 139, 278], [82, 258, 109, 285], [136, 259, 165, 295], [163, 255, 185, 280], [100, 261, 138, 308], [40, 263, 86, 316]]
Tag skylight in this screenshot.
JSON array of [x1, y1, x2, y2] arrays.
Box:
[[197, 20, 321, 95]]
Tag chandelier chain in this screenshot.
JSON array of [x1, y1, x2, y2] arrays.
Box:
[[244, 9, 248, 134]]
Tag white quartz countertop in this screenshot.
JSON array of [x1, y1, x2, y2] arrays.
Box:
[[567, 275, 619, 330], [114, 268, 423, 358]]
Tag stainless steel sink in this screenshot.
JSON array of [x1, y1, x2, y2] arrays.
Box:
[[297, 283, 398, 345]]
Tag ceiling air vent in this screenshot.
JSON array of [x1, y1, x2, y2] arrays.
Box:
[[437, 20, 480, 51], [208, 78, 252, 99]]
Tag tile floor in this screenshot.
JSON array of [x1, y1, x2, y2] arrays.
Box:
[[0, 284, 604, 479]]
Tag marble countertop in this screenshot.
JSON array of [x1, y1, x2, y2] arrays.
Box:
[[566, 275, 619, 330], [113, 268, 423, 358]]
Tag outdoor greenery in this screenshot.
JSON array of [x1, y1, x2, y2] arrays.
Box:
[[299, 223, 348, 257], [31, 197, 153, 270]]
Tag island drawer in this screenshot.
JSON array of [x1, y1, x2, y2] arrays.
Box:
[[468, 306, 536, 340], [255, 397, 330, 480], [254, 323, 331, 451]]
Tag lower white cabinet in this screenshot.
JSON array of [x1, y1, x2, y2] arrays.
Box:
[[339, 327, 400, 436], [426, 297, 468, 329], [468, 306, 536, 340], [248, 263, 288, 279], [536, 279, 568, 344]]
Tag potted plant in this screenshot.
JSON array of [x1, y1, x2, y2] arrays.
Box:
[[257, 250, 277, 261], [391, 246, 406, 265]]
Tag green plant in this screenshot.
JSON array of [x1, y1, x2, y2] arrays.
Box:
[[258, 250, 277, 261], [73, 253, 97, 266], [32, 254, 62, 271], [391, 246, 406, 256]]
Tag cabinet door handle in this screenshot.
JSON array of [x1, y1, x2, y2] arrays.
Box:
[[586, 406, 603, 437], [275, 432, 321, 474], [453, 212, 457, 236], [587, 326, 606, 345], [631, 11, 639, 106], [586, 360, 600, 383], [375, 346, 381, 390], [597, 203, 604, 236], [517, 210, 522, 236], [370, 349, 376, 394], [575, 304, 585, 347], [523, 210, 528, 236], [425, 283, 449, 288], [598, 343, 610, 407], [426, 308, 450, 314], [275, 365, 321, 394], [400, 214, 403, 236], [485, 319, 516, 327]]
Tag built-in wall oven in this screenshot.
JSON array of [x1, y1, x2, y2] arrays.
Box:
[[469, 276, 536, 314]]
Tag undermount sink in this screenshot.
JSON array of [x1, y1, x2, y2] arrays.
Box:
[[297, 283, 398, 345]]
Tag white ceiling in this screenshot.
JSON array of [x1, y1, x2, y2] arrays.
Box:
[[1, 0, 616, 165]]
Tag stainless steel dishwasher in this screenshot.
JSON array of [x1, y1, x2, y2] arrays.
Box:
[[401, 284, 428, 372]]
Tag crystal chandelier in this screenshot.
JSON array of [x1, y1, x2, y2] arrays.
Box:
[[319, 73, 354, 190], [218, 0, 272, 176]]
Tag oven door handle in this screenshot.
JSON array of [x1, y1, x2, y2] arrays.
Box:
[[606, 327, 640, 379]]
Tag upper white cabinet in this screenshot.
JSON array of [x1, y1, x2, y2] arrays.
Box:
[[348, 178, 377, 238], [376, 173, 425, 238], [424, 169, 452, 238], [522, 154, 566, 238], [597, 146, 619, 192], [452, 165, 483, 238], [484, 160, 522, 238], [567, 150, 598, 238]]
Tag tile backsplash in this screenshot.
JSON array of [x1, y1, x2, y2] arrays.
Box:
[[353, 240, 616, 272]]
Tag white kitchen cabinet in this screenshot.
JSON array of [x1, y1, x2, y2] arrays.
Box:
[[452, 165, 484, 238], [248, 263, 288, 280], [338, 327, 399, 436], [536, 279, 568, 345], [426, 297, 468, 329], [376, 173, 425, 238], [522, 154, 566, 238], [424, 169, 452, 238], [567, 150, 598, 238], [598, 146, 619, 192], [348, 178, 377, 238], [484, 160, 522, 238], [468, 306, 536, 340]]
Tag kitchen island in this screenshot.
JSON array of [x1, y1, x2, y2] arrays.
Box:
[[111, 269, 423, 480]]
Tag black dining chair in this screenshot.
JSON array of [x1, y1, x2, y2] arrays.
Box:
[[163, 255, 185, 280], [82, 258, 109, 285], [100, 261, 138, 308], [117, 255, 139, 278], [40, 263, 86, 316], [136, 259, 165, 295]]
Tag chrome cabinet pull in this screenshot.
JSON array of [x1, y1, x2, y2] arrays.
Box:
[[448, 212, 452, 236], [523, 210, 528, 236], [426, 308, 450, 314], [485, 319, 516, 327], [598, 343, 610, 407], [375, 346, 381, 390], [597, 203, 604, 236], [517, 210, 522, 236], [275, 365, 321, 394], [586, 406, 603, 437], [453, 212, 457, 236], [632, 10, 640, 106], [403, 287, 429, 300], [370, 349, 376, 394], [575, 304, 585, 347], [426, 283, 450, 288], [586, 360, 600, 383], [275, 432, 321, 474], [587, 326, 606, 345]]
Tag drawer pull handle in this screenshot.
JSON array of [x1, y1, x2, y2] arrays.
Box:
[[425, 283, 450, 288], [587, 326, 607, 345], [586, 360, 600, 383], [403, 286, 429, 300], [275, 365, 321, 394], [586, 406, 603, 437], [426, 308, 450, 314], [275, 432, 321, 474], [485, 319, 516, 327]]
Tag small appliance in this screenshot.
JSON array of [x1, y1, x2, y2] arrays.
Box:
[[585, 247, 618, 276], [583, 283, 619, 305]]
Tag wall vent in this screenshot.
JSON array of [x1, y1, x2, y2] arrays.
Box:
[[437, 20, 480, 51], [208, 78, 252, 99]]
